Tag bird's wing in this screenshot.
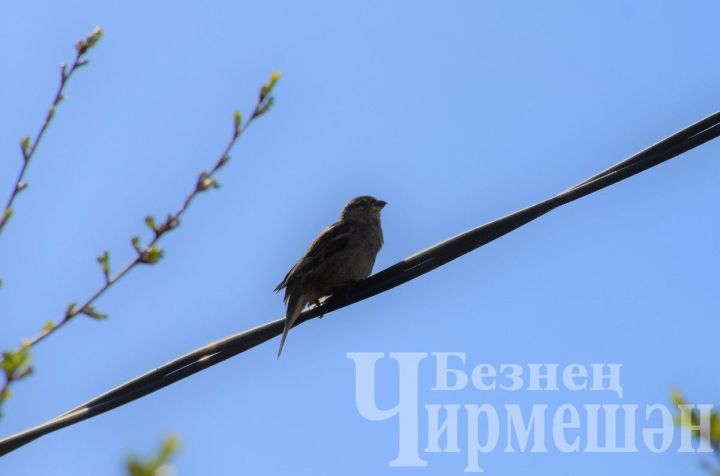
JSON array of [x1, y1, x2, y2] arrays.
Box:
[[274, 221, 353, 292]]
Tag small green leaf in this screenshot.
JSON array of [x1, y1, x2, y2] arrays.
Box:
[[139, 245, 164, 265], [96, 250, 110, 282], [1, 347, 32, 380], [126, 435, 181, 476], [76, 26, 103, 55], [156, 214, 179, 235], [233, 110, 243, 133], [131, 236, 142, 254], [2, 208, 13, 223], [126, 459, 144, 476], [671, 389, 685, 407], [65, 302, 77, 318], [196, 172, 219, 192], [42, 320, 55, 333], [145, 215, 157, 232], [81, 304, 108, 320], [159, 435, 181, 459], [20, 136, 31, 158], [268, 71, 281, 90], [85, 26, 103, 51], [253, 96, 274, 118], [259, 71, 282, 101]]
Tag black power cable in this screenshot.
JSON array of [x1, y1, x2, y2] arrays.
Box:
[[1, 111, 719, 456]]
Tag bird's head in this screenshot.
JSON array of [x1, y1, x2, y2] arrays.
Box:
[[340, 195, 387, 222]]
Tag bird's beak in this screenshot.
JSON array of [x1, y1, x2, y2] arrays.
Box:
[[373, 200, 387, 211]]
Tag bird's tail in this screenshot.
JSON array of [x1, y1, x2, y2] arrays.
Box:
[[277, 294, 305, 358]]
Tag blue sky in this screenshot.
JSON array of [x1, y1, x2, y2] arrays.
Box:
[[1, 1, 719, 474]]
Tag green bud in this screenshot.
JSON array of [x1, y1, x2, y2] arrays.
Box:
[[1, 347, 32, 380], [2, 208, 13, 224], [145, 215, 157, 232], [254, 96, 274, 118], [20, 136, 31, 158], [131, 236, 142, 254], [196, 172, 219, 192], [139, 245, 164, 264], [76, 26, 103, 55], [81, 304, 108, 320], [97, 251, 110, 282], [233, 110, 243, 133]]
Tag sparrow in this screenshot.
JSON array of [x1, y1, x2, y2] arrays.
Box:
[[275, 195, 387, 357]]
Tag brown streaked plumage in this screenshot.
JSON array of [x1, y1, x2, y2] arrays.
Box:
[[275, 195, 387, 357]]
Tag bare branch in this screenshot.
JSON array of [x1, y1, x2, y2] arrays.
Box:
[[0, 70, 281, 417], [0, 26, 103, 236], [0, 26, 103, 418]]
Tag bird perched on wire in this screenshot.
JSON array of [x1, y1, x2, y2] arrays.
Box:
[[275, 195, 387, 357]]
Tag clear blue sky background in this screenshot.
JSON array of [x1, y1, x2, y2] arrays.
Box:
[[1, 1, 719, 474]]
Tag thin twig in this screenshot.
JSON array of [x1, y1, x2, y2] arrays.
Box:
[[0, 71, 280, 419], [0, 27, 103, 420], [27, 72, 279, 349], [0, 72, 280, 422], [0, 27, 103, 236], [0, 28, 280, 419]]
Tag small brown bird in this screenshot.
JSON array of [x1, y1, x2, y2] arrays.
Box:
[[275, 195, 387, 357]]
